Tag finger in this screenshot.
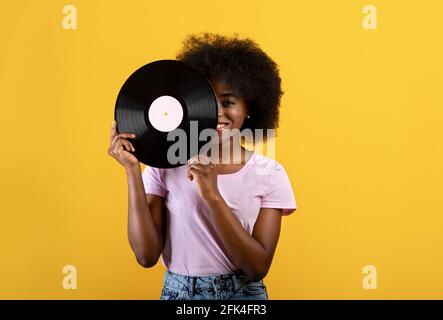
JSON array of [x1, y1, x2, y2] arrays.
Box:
[[187, 155, 199, 165], [186, 165, 194, 181], [188, 167, 200, 178], [111, 141, 121, 155], [197, 154, 211, 165], [110, 121, 117, 145], [120, 139, 134, 152], [115, 138, 135, 153], [116, 144, 124, 154], [112, 132, 136, 146], [121, 139, 135, 152], [187, 154, 211, 165], [189, 163, 203, 169], [112, 133, 136, 146], [111, 139, 128, 155], [189, 164, 211, 173], [128, 141, 135, 152], [190, 163, 214, 170]]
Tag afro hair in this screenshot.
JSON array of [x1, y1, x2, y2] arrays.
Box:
[[176, 32, 284, 142]]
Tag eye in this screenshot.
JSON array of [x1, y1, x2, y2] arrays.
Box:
[[222, 100, 234, 107]]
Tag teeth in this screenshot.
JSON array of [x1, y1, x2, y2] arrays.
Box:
[[217, 123, 228, 129]]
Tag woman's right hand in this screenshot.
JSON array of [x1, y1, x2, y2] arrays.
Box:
[[108, 120, 139, 170]]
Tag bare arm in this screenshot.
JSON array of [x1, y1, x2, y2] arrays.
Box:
[[206, 196, 282, 282], [186, 156, 283, 282], [108, 120, 166, 268], [126, 165, 166, 268]]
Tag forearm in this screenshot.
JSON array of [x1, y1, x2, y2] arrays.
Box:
[[205, 194, 267, 281], [126, 165, 162, 266]]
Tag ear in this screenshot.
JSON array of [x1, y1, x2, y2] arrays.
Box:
[[245, 100, 253, 119]]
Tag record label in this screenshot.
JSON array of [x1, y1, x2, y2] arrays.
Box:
[[148, 95, 184, 132]]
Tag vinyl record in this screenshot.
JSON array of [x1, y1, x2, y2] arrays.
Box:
[[114, 60, 218, 168]]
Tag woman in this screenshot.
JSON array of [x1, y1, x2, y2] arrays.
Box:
[[108, 33, 297, 300]]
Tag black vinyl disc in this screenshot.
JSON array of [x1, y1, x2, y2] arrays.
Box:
[[114, 60, 218, 168]]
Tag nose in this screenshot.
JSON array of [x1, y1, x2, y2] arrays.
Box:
[[217, 99, 224, 118]]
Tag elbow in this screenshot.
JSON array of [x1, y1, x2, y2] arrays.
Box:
[[241, 248, 272, 282], [130, 241, 163, 268], [135, 255, 158, 268], [248, 272, 266, 283], [245, 265, 269, 282]]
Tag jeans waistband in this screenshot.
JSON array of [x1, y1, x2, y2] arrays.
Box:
[[164, 269, 253, 295]]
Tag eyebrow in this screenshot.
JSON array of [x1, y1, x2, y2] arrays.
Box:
[[218, 92, 239, 98]]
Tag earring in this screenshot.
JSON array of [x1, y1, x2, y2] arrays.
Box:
[[247, 115, 250, 119]]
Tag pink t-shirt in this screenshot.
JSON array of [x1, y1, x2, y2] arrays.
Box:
[[141, 151, 297, 276]]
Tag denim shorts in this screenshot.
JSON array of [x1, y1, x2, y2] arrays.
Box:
[[160, 269, 269, 300]]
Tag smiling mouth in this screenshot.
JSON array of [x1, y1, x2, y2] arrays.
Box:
[[216, 123, 230, 130]]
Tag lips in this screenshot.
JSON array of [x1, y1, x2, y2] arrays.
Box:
[[217, 123, 229, 130]]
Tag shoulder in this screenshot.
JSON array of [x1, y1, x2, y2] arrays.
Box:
[[141, 165, 167, 180], [142, 164, 188, 182], [250, 152, 285, 178]]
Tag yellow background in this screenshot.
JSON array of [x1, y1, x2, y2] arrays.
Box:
[[1, 0, 442, 299]]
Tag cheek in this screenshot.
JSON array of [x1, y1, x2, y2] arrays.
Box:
[[228, 108, 247, 125]]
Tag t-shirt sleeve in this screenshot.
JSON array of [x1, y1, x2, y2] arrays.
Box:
[[260, 162, 297, 216], [141, 166, 167, 198]]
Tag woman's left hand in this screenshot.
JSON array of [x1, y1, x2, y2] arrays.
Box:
[[187, 155, 220, 202]]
